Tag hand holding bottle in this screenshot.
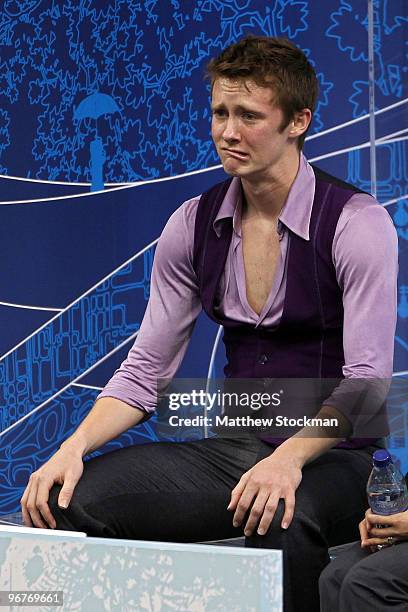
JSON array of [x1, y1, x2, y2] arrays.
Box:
[[360, 508, 408, 549], [362, 449, 408, 552]]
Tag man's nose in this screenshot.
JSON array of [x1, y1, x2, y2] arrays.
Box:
[[222, 117, 240, 142]]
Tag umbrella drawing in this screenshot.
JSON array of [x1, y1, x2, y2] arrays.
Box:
[[74, 92, 120, 192]]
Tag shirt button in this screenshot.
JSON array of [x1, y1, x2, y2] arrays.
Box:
[[258, 354, 268, 365]]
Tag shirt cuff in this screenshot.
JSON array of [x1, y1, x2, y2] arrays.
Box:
[[322, 378, 391, 439], [96, 388, 154, 415]]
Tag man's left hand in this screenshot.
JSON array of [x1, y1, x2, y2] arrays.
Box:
[[227, 452, 302, 536]]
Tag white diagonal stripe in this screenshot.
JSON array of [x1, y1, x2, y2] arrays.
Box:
[[71, 383, 104, 391], [0, 237, 158, 361], [0, 301, 63, 312], [381, 193, 408, 207], [310, 133, 408, 163], [0, 330, 139, 438], [0, 164, 224, 205], [306, 97, 408, 141], [377, 128, 408, 142]]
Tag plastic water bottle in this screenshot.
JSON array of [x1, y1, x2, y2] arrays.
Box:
[[367, 449, 408, 516]]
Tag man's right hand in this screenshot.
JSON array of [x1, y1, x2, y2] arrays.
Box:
[[20, 444, 84, 529], [19, 398, 146, 529]]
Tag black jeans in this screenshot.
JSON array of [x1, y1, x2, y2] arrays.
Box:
[[319, 540, 408, 611], [49, 435, 376, 612]]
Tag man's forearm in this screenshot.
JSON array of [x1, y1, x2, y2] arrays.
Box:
[[60, 397, 148, 457], [273, 405, 351, 467]]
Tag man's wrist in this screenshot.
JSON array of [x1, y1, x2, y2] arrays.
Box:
[[60, 432, 89, 457], [272, 405, 350, 466], [269, 441, 306, 469], [274, 435, 339, 468]]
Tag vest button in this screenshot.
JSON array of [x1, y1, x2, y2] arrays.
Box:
[[258, 354, 268, 365]]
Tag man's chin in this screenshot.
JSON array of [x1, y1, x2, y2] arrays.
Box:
[[223, 168, 241, 177], [221, 162, 250, 178]]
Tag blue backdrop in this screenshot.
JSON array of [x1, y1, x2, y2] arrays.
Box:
[[0, 0, 407, 514]]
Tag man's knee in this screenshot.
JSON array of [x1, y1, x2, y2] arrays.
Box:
[[339, 564, 373, 608], [48, 484, 95, 533], [246, 500, 317, 548], [48, 484, 75, 530], [319, 558, 346, 610]]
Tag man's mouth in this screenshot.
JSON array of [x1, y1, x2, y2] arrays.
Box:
[[222, 149, 249, 160]]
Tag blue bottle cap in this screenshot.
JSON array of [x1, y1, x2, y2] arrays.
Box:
[[373, 449, 392, 467]]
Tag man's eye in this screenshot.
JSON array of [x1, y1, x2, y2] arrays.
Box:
[[212, 109, 226, 117], [242, 113, 256, 120]]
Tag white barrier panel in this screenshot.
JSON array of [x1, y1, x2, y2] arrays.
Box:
[[0, 530, 282, 611]]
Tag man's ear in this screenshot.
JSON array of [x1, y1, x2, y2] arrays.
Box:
[[288, 108, 312, 138]]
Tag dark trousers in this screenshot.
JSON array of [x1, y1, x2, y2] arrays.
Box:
[[48, 435, 376, 612], [319, 540, 408, 611]]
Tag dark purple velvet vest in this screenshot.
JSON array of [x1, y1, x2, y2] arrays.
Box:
[[193, 166, 378, 449]]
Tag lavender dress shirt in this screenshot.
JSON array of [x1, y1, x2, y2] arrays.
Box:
[[98, 155, 398, 418]]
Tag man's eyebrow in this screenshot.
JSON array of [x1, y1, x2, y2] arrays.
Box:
[[211, 102, 226, 110], [211, 103, 265, 115], [235, 105, 264, 114]]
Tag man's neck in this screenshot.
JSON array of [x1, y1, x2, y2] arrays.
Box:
[[241, 152, 301, 221]]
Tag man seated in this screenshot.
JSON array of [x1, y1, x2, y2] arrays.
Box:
[[319, 473, 408, 611], [20, 36, 398, 612]]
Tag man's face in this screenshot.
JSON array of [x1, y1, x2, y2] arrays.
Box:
[[211, 77, 295, 182]]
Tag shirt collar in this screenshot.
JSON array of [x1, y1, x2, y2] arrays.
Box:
[[213, 177, 242, 237], [213, 153, 315, 241]]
